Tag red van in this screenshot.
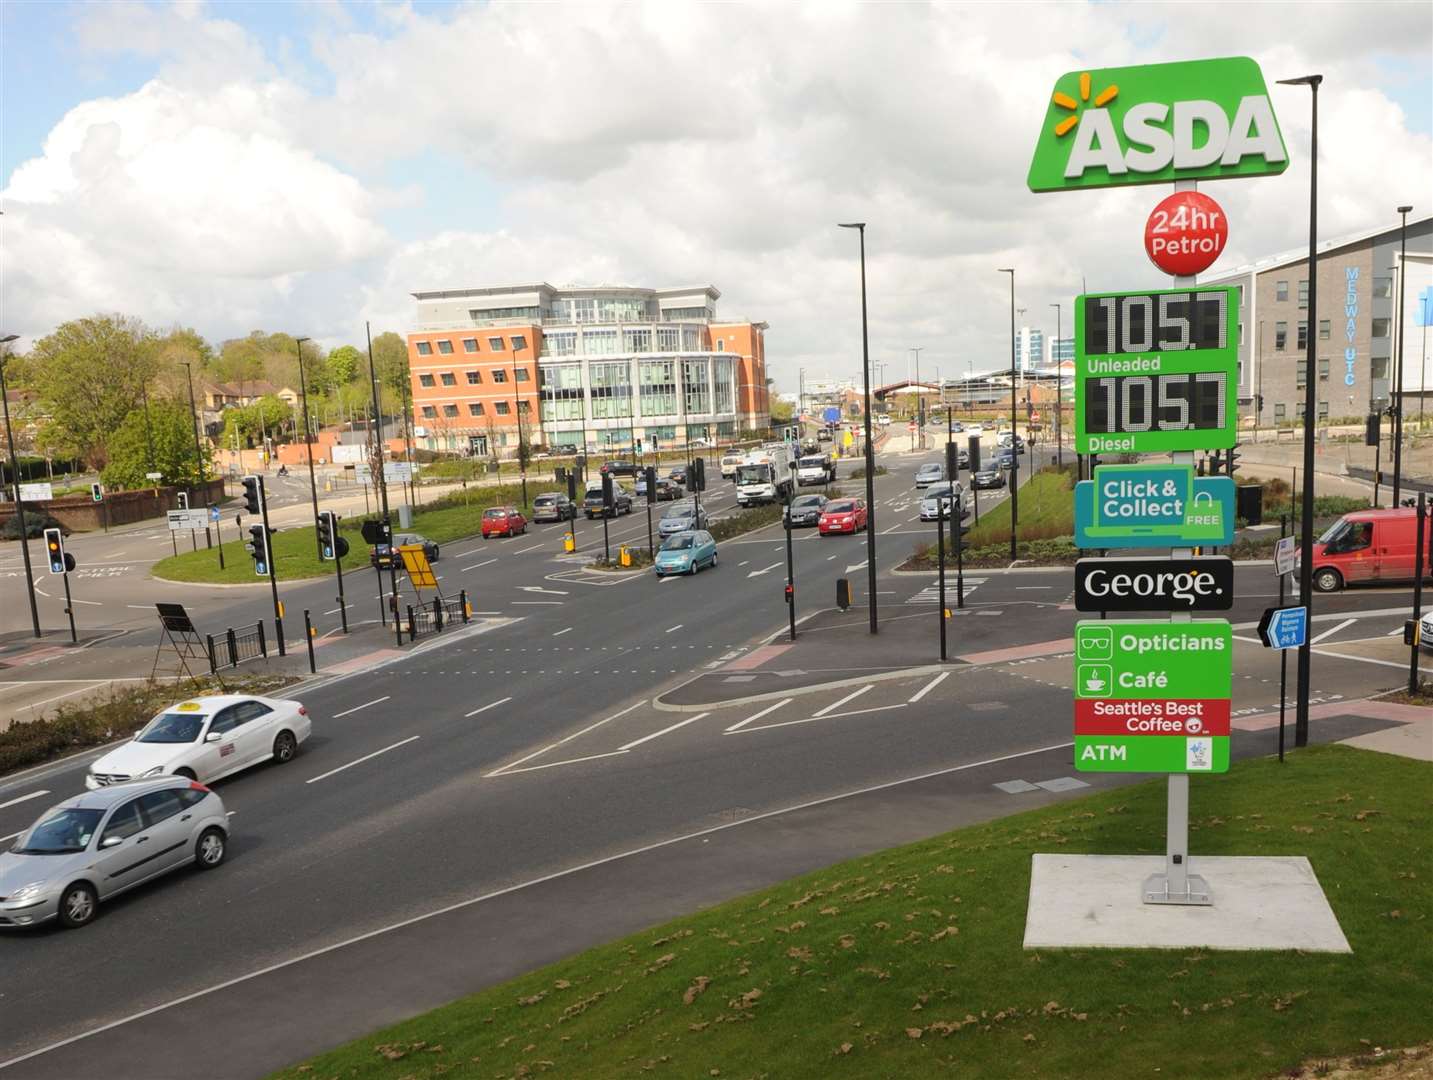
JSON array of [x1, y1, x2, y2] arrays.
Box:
[[1301, 508, 1430, 592]]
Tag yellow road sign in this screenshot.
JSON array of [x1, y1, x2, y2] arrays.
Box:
[[399, 544, 438, 588]]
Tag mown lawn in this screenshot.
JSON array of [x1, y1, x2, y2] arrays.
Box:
[[275, 745, 1431, 1080], [965, 465, 1074, 547]]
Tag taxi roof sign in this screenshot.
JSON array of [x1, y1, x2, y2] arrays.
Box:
[[176, 701, 203, 711]]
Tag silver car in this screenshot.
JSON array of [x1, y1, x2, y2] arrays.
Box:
[[914, 462, 945, 488], [919, 482, 966, 521], [0, 777, 228, 930], [659, 503, 708, 537]]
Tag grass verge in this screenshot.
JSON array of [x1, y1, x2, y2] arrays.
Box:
[[275, 745, 1431, 1080], [964, 465, 1074, 547], [151, 483, 561, 584], [1, 674, 295, 778]]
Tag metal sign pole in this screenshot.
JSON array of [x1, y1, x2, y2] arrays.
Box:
[[937, 498, 948, 660], [258, 477, 285, 656], [1409, 493, 1426, 694], [1278, 514, 1289, 762], [61, 569, 77, 644]]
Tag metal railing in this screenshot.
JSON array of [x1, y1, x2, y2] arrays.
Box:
[[404, 592, 470, 644], [207, 622, 268, 671]]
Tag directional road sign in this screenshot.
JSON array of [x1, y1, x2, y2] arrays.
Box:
[[1257, 605, 1307, 650], [166, 509, 211, 531], [209, 505, 221, 523], [18, 482, 53, 502], [1274, 535, 1296, 577]]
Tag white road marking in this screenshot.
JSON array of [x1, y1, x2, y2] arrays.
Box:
[[304, 735, 420, 784], [1388, 625, 1407, 635], [733, 703, 907, 732], [845, 561, 867, 573], [1015, 586, 1053, 590], [737, 560, 749, 567], [665, 624, 683, 633], [725, 698, 792, 732], [618, 712, 710, 750], [557, 701, 645, 746], [812, 684, 873, 717], [323, 607, 342, 616], [0, 790, 49, 811], [465, 697, 512, 718], [70, 598, 103, 606], [1310, 618, 1357, 645], [331, 696, 390, 719], [826, 554, 837, 561], [513, 543, 542, 554], [513, 600, 564, 605], [518, 586, 569, 594], [747, 562, 782, 578], [461, 559, 497, 572], [490, 749, 629, 776], [0, 830, 25, 843], [658, 574, 678, 584], [908, 670, 950, 703], [486, 742, 559, 776], [880, 525, 901, 534], [126, 605, 154, 610]]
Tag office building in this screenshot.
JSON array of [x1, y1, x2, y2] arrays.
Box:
[[406, 283, 770, 456], [1015, 327, 1044, 372]]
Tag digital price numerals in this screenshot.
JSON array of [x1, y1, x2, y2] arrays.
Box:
[[1083, 290, 1229, 355], [1084, 372, 1227, 435]]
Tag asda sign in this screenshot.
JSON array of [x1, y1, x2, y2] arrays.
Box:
[[1027, 57, 1287, 192]]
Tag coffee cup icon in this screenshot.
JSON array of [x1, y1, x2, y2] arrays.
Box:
[[1085, 675, 1106, 692], [1077, 663, 1112, 696]]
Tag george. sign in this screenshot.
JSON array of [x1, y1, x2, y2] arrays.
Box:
[[18, 482, 53, 502], [1075, 286, 1239, 453], [166, 509, 211, 531], [1257, 605, 1307, 650], [1074, 470, 1235, 548], [1145, 189, 1228, 276], [1027, 57, 1287, 193], [1074, 556, 1233, 612], [1073, 620, 1231, 773], [1274, 535, 1296, 577]]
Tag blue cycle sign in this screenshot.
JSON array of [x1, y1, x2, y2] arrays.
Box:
[[1258, 605, 1308, 650]]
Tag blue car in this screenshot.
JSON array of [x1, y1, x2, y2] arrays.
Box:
[[654, 530, 717, 576]]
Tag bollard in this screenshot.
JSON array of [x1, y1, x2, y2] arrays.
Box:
[[257, 620, 268, 659], [564, 532, 575, 553], [207, 634, 218, 675], [836, 577, 851, 611], [460, 589, 470, 624], [227, 627, 238, 668], [304, 609, 316, 674], [433, 597, 443, 632], [620, 545, 631, 567], [406, 605, 416, 642]]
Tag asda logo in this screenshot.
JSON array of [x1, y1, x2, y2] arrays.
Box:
[[1028, 57, 1288, 193]]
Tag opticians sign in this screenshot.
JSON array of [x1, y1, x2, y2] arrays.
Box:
[[1027, 57, 1287, 193], [1075, 286, 1239, 453]]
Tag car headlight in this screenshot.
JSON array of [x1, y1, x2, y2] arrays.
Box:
[[7, 881, 47, 903], [140, 766, 167, 778]]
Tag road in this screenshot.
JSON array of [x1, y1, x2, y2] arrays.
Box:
[[0, 442, 1423, 1077]]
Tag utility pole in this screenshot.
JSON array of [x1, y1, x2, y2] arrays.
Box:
[[0, 334, 41, 638], [839, 222, 879, 634], [999, 268, 1020, 561], [1393, 205, 1414, 505], [912, 346, 923, 450], [294, 337, 323, 556]]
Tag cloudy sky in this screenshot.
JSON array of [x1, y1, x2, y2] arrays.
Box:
[[2, 0, 1430, 392]]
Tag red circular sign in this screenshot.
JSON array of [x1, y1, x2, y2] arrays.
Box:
[[1144, 190, 1229, 276]]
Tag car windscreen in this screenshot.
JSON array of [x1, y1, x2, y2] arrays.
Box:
[[799, 457, 826, 467], [661, 534, 694, 550], [923, 484, 951, 498], [826, 501, 855, 513], [1317, 519, 1353, 546], [483, 509, 507, 518], [735, 465, 768, 482], [12, 807, 104, 854], [136, 711, 208, 743], [792, 496, 824, 508]]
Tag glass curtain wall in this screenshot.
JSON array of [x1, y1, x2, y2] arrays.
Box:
[[590, 361, 633, 420], [683, 358, 710, 415], [639, 359, 676, 416], [539, 364, 586, 423]]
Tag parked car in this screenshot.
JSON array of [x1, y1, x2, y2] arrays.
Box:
[[659, 502, 708, 537], [995, 450, 1017, 471], [948, 421, 965, 434], [720, 454, 744, 479], [654, 530, 718, 576], [372, 532, 439, 567], [785, 493, 829, 527], [1, 777, 229, 929], [532, 493, 577, 523], [919, 482, 967, 521], [599, 460, 639, 477], [583, 485, 633, 518], [818, 498, 868, 535], [1299, 508, 1431, 592], [481, 506, 528, 538], [998, 432, 1026, 453], [914, 462, 945, 488], [689, 437, 713, 449], [816, 429, 833, 442], [972, 467, 1004, 489], [87, 695, 311, 790]]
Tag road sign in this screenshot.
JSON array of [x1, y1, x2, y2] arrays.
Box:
[[1257, 605, 1307, 650], [1074, 286, 1239, 454], [384, 462, 414, 482], [1274, 535, 1296, 576], [1075, 467, 1235, 548], [145, 471, 163, 481], [209, 505, 221, 523], [398, 544, 437, 588], [1145, 189, 1228, 276], [1074, 556, 1233, 612], [18, 482, 52, 502], [1026, 57, 1287, 193], [166, 509, 210, 531], [823, 406, 841, 423]]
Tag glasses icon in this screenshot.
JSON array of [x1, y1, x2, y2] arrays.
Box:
[[1077, 626, 1113, 660]]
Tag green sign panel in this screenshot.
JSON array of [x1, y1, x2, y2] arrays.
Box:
[[1074, 286, 1239, 454], [1027, 57, 1287, 193], [1074, 735, 1230, 773]]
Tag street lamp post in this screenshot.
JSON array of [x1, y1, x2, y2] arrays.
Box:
[[1393, 205, 1415, 504], [180, 361, 214, 551], [912, 346, 923, 449], [839, 222, 879, 634], [0, 334, 42, 638], [1050, 302, 1063, 467], [294, 337, 324, 556], [513, 342, 529, 510], [998, 269, 1019, 561], [1277, 73, 1323, 749]]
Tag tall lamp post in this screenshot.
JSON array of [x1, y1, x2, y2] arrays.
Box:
[[293, 337, 323, 554], [1050, 302, 1063, 467], [181, 361, 207, 499], [513, 341, 530, 509], [998, 269, 1019, 561], [1392, 205, 1415, 504], [839, 222, 879, 634], [912, 346, 923, 449], [1, 334, 42, 638], [1277, 73, 1322, 748]]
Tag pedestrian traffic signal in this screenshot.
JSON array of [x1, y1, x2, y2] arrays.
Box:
[[90, 483, 103, 502], [1365, 413, 1381, 447], [241, 474, 264, 515], [1227, 444, 1241, 475], [176, 491, 189, 510], [43, 528, 68, 574], [691, 457, 706, 492], [317, 510, 338, 560], [567, 472, 578, 501], [246, 524, 271, 576]]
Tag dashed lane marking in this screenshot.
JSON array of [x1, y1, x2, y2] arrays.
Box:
[[465, 697, 512, 718]]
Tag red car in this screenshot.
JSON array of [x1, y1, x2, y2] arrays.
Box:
[[481, 506, 528, 538], [818, 498, 868, 535]]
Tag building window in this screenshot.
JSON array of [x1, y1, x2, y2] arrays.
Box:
[[466, 371, 481, 385], [539, 363, 585, 422], [1319, 320, 1331, 340], [1373, 277, 1393, 299], [639, 359, 676, 415], [683, 357, 710, 414], [716, 339, 725, 352], [656, 326, 681, 351], [468, 403, 484, 417], [1318, 401, 1329, 419], [583, 328, 619, 355], [1239, 322, 1245, 345], [495, 401, 511, 415], [440, 372, 457, 387], [437, 340, 454, 355], [1297, 321, 1308, 351], [442, 404, 459, 418], [1371, 318, 1391, 338], [1275, 280, 1288, 302], [468, 305, 540, 322], [1275, 321, 1287, 350], [543, 331, 577, 357], [514, 368, 530, 382], [463, 338, 479, 353], [416, 342, 433, 356], [1297, 280, 1308, 309], [418, 374, 435, 388], [590, 361, 634, 419], [1318, 358, 1329, 381], [1371, 356, 1391, 380], [511, 334, 527, 353], [1274, 403, 1287, 421], [492, 369, 507, 384], [487, 336, 506, 351], [518, 400, 531, 414], [421, 405, 437, 419], [623, 328, 652, 353], [1296, 401, 1306, 419], [1295, 360, 1307, 389]]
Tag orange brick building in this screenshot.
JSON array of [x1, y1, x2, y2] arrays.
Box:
[[406, 284, 769, 457]]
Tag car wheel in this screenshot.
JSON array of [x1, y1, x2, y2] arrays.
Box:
[[195, 827, 226, 870], [175, 767, 197, 781], [1313, 567, 1343, 593], [58, 882, 98, 929], [431, 546, 440, 561], [272, 730, 298, 763], [710, 554, 718, 568]]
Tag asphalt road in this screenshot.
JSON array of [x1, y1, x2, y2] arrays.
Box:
[[0, 443, 1422, 1076]]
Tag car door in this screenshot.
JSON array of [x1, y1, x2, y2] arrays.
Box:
[[232, 700, 277, 767], [197, 705, 246, 778], [91, 795, 163, 898], [1339, 522, 1379, 583], [133, 788, 198, 873]]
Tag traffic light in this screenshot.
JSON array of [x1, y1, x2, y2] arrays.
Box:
[[691, 457, 706, 492], [245, 524, 271, 576], [644, 466, 657, 499], [90, 483, 103, 502], [177, 491, 189, 510], [567, 472, 578, 501], [601, 473, 615, 512], [317, 510, 337, 560], [241, 474, 264, 515], [1366, 413, 1381, 447], [1226, 444, 1241, 476], [44, 528, 67, 575], [945, 441, 960, 480]]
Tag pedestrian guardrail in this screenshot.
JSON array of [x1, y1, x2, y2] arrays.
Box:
[[207, 622, 268, 672]]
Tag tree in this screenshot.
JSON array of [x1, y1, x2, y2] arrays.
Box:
[[370, 332, 411, 399], [101, 399, 206, 490], [220, 395, 296, 446], [28, 315, 159, 467], [770, 398, 795, 422], [326, 344, 363, 387]]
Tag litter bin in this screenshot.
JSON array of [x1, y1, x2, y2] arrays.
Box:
[[1236, 484, 1264, 527]]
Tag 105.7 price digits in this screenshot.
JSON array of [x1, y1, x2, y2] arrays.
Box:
[[1085, 372, 1227, 434], [1084, 291, 1229, 355]]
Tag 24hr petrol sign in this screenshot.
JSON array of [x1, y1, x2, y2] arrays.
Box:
[[1073, 620, 1231, 773]]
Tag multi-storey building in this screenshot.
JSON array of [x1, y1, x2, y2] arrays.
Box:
[[1015, 327, 1044, 372], [405, 283, 770, 456]]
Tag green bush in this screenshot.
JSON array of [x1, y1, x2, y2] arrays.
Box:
[[710, 503, 783, 541]]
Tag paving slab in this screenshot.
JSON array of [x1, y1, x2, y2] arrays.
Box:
[[1024, 853, 1351, 952]]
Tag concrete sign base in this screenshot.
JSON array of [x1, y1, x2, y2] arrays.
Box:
[[1023, 854, 1351, 952]]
